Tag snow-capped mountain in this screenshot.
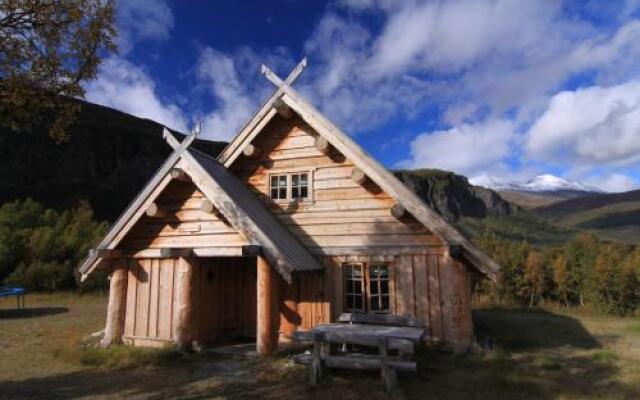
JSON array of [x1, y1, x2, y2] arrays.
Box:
[[471, 174, 603, 193]]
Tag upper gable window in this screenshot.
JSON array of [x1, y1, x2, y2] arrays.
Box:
[[270, 174, 288, 200], [268, 170, 314, 202], [291, 173, 309, 199]]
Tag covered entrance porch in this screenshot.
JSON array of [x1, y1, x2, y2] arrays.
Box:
[[104, 253, 282, 355]]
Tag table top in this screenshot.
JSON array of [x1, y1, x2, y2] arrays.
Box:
[[311, 323, 425, 343]]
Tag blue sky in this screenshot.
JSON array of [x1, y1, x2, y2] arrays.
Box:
[[85, 0, 640, 192]]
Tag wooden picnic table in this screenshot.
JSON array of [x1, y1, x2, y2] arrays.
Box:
[[293, 314, 426, 392]]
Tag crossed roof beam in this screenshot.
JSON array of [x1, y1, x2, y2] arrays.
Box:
[[260, 57, 308, 90]]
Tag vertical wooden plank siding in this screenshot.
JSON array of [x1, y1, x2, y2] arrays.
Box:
[[279, 276, 299, 338], [134, 260, 150, 337], [395, 255, 416, 317], [148, 259, 159, 338], [428, 255, 444, 341], [158, 258, 175, 340], [124, 261, 137, 337], [413, 255, 429, 326], [439, 255, 474, 351]]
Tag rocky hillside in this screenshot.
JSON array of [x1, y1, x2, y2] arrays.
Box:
[[395, 169, 517, 222]]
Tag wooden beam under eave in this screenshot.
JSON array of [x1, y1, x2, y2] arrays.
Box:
[[315, 136, 331, 155], [159, 248, 194, 258], [390, 203, 406, 219], [146, 203, 167, 218], [351, 167, 367, 185], [242, 244, 262, 256], [243, 143, 260, 158], [200, 199, 215, 213], [274, 98, 293, 119], [449, 244, 464, 260], [89, 248, 124, 259], [170, 168, 190, 182]]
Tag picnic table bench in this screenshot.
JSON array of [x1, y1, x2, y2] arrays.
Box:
[[293, 313, 426, 392], [0, 285, 26, 309]]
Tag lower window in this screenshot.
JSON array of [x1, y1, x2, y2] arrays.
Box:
[[343, 262, 391, 313]]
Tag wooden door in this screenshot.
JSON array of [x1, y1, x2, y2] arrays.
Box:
[[196, 257, 257, 342]]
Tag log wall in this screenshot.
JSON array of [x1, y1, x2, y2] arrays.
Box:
[[121, 180, 246, 251], [231, 116, 444, 251]]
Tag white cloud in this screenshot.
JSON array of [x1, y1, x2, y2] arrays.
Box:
[[398, 119, 515, 176], [583, 173, 638, 193], [197, 48, 259, 141], [85, 57, 188, 132], [526, 80, 640, 167], [302, 1, 640, 135], [117, 0, 174, 53]]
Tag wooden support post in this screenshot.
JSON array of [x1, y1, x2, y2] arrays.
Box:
[[170, 168, 190, 182], [243, 144, 260, 158], [390, 203, 406, 219], [379, 337, 397, 392], [101, 261, 128, 347], [351, 167, 367, 185], [146, 203, 167, 218], [257, 256, 280, 356], [274, 98, 293, 119], [310, 332, 324, 386], [314, 136, 331, 155], [173, 257, 196, 350]]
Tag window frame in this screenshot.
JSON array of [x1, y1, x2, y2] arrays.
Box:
[[342, 261, 393, 314], [267, 167, 315, 203]]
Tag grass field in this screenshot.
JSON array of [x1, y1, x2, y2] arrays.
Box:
[[1, 293, 640, 399]]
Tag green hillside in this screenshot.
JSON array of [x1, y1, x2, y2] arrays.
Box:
[[0, 99, 226, 221], [535, 190, 640, 244]]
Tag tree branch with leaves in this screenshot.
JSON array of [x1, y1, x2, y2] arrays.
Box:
[[0, 0, 117, 141]]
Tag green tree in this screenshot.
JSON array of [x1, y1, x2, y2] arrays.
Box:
[[524, 250, 545, 307], [0, 199, 107, 290], [0, 0, 116, 141], [552, 253, 570, 306]]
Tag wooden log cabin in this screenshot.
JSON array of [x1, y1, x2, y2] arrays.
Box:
[[78, 59, 500, 354]]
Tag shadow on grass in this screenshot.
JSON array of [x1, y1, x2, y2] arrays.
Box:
[[401, 308, 639, 400], [0, 354, 257, 400], [0, 307, 68, 319], [473, 307, 601, 351], [0, 353, 382, 400]]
